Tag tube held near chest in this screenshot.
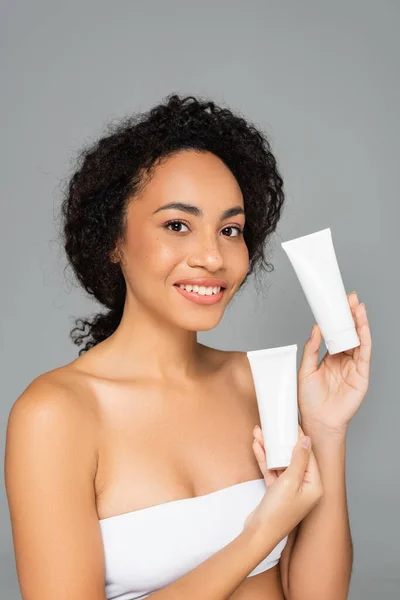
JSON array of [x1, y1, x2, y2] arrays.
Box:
[[247, 345, 299, 470]]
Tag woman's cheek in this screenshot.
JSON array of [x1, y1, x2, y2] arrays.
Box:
[[233, 243, 249, 279], [143, 240, 184, 281]]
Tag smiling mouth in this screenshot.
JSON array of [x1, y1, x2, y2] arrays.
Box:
[[174, 283, 225, 295], [173, 284, 226, 305]]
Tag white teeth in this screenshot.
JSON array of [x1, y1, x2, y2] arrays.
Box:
[[177, 284, 222, 295]]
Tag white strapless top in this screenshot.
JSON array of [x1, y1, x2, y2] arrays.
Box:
[[99, 477, 288, 600]]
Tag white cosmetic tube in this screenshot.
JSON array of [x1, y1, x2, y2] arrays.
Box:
[[281, 228, 360, 355], [247, 344, 299, 470]]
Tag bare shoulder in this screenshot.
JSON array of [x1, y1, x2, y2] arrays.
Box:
[[200, 345, 256, 398], [5, 367, 100, 507], [5, 369, 105, 599], [5, 368, 99, 483], [227, 350, 256, 395], [6, 366, 100, 488], [8, 365, 100, 430]]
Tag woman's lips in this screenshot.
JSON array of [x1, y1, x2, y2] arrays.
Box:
[[173, 284, 225, 305]]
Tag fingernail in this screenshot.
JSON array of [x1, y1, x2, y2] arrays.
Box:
[[302, 437, 311, 449], [310, 325, 316, 338], [351, 291, 357, 298]]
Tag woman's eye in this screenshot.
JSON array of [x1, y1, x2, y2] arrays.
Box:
[[164, 221, 243, 237], [164, 220, 189, 233], [222, 225, 243, 237]]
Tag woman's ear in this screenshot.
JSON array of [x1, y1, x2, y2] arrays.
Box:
[[109, 250, 119, 263], [109, 242, 123, 264]]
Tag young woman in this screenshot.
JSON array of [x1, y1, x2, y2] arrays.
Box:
[[5, 93, 371, 600]]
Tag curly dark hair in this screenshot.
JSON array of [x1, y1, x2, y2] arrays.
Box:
[[60, 93, 285, 355]]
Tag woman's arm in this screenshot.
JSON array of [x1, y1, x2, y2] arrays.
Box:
[[4, 376, 107, 600], [148, 525, 280, 600], [278, 523, 300, 598], [284, 434, 352, 600]]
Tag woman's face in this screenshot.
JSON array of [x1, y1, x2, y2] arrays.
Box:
[[117, 149, 249, 331]]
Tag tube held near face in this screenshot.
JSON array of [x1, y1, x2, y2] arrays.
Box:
[[281, 228, 360, 355]]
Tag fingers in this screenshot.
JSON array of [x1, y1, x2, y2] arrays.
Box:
[[298, 324, 322, 380], [252, 425, 280, 486], [253, 424, 306, 483], [253, 423, 322, 493], [345, 291, 372, 376], [354, 302, 372, 380], [296, 423, 320, 478], [347, 290, 360, 317], [286, 436, 312, 484], [297, 422, 306, 438], [252, 437, 277, 487], [342, 291, 360, 356]]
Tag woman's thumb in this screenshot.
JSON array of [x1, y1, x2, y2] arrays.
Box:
[[287, 436, 312, 482]]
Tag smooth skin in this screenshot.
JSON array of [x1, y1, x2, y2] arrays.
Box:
[[6, 150, 303, 600]]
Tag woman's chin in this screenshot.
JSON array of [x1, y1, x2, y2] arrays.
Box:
[[175, 313, 225, 332]]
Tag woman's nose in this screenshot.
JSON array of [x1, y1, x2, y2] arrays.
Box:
[[187, 237, 224, 271]]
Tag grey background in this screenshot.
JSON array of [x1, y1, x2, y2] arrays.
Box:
[[1, 1, 398, 598]]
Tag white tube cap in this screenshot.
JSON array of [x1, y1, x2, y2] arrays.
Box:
[[266, 447, 294, 470], [324, 327, 360, 355]]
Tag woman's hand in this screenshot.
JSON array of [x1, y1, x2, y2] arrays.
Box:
[[243, 423, 323, 542], [297, 291, 372, 439], [251, 422, 314, 488]]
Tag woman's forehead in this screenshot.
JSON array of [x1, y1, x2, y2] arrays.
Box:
[[132, 151, 244, 215]]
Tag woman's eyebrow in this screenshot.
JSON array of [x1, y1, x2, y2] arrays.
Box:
[[152, 202, 245, 220]]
